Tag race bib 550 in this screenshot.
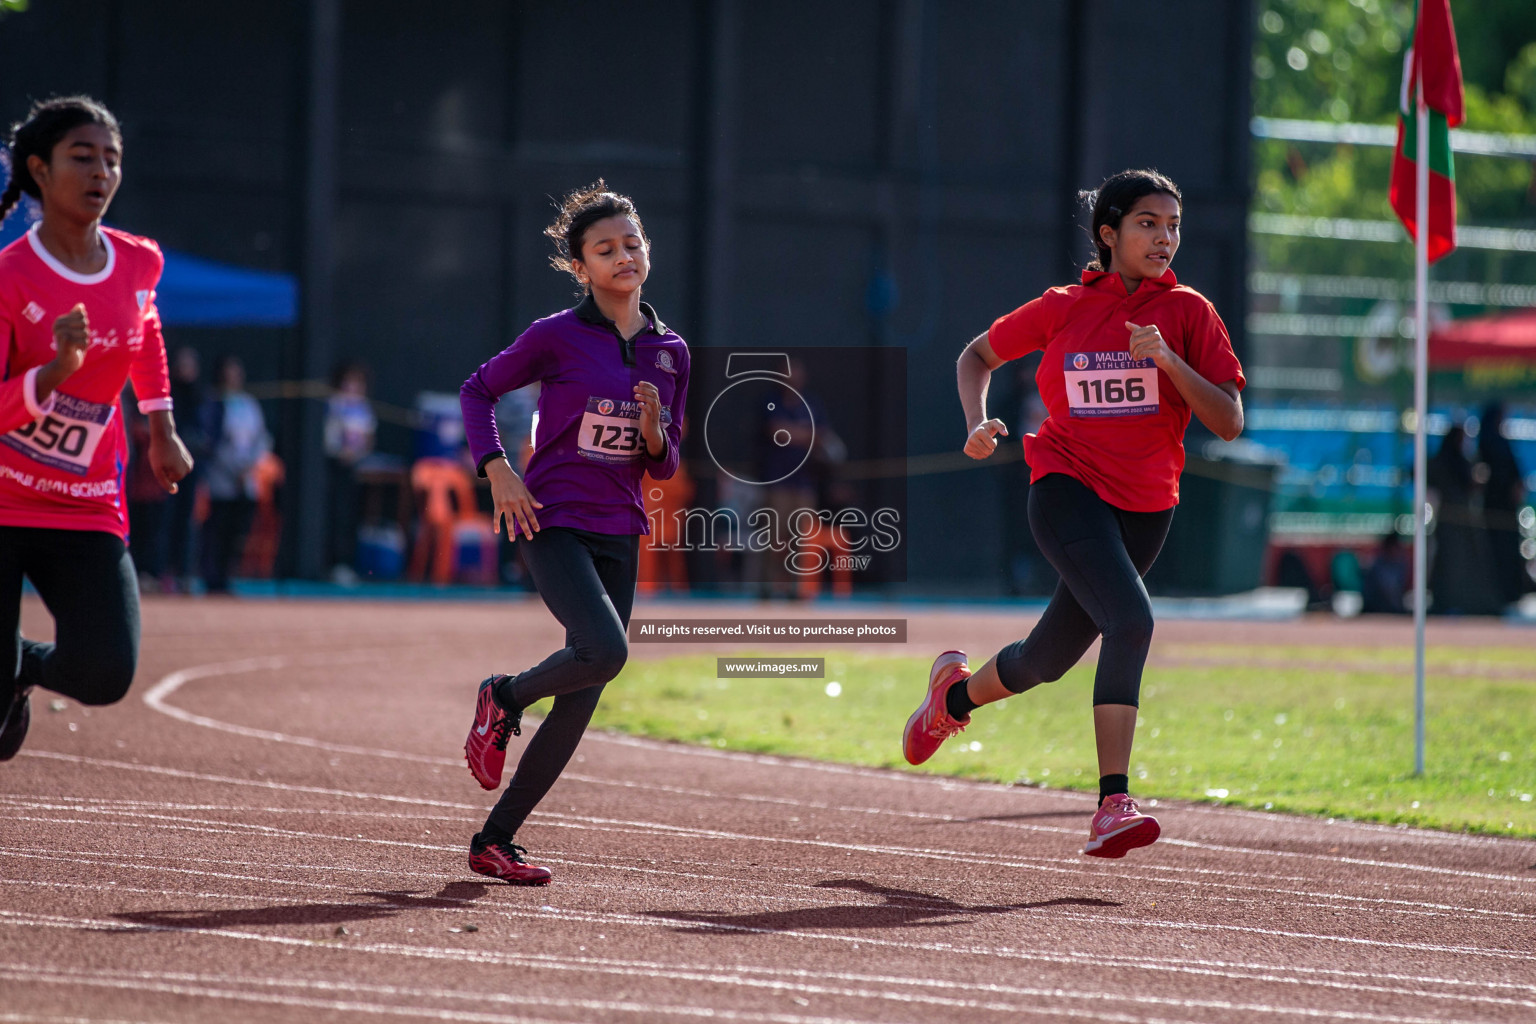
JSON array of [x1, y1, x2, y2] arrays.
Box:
[[2, 392, 115, 476]]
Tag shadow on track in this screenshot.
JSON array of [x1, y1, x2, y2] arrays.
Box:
[[109, 881, 493, 931], [642, 877, 1119, 934]]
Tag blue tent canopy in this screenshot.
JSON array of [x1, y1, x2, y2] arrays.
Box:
[[0, 206, 296, 328]]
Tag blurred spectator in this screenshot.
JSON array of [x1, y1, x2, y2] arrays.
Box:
[[1329, 548, 1363, 598], [1427, 424, 1497, 615], [1274, 548, 1327, 610], [240, 451, 286, 578], [200, 355, 270, 594], [1360, 533, 1410, 615], [123, 392, 168, 589], [161, 346, 206, 592], [324, 361, 377, 584], [1476, 401, 1527, 607]]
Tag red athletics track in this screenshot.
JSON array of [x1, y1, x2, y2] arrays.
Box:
[[3, 595, 1535, 1024]]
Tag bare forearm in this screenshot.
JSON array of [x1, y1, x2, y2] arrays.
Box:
[[957, 342, 994, 431], [147, 408, 179, 441], [1161, 356, 1242, 440], [34, 360, 73, 403]]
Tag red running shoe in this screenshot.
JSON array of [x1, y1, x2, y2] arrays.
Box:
[[464, 675, 520, 791], [1083, 793, 1161, 858], [902, 650, 971, 765], [468, 839, 552, 886]]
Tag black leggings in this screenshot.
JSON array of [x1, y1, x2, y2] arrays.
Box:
[[486, 526, 638, 838], [1, 526, 140, 706], [995, 474, 1173, 707]]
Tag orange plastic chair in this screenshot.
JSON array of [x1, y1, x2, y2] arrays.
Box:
[[407, 457, 480, 584], [638, 463, 695, 595]]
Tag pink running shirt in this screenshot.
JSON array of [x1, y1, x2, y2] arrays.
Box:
[[0, 224, 173, 538]]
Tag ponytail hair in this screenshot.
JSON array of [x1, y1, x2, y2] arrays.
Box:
[[543, 179, 645, 288], [1, 95, 122, 225], [1076, 168, 1182, 273]]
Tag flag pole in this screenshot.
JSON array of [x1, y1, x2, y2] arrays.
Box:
[[1412, 76, 1429, 778]]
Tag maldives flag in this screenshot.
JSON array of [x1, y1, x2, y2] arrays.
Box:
[[1389, 0, 1465, 263]]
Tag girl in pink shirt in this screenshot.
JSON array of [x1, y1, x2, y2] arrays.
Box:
[[0, 96, 194, 761]]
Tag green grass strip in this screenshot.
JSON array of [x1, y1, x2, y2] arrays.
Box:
[[543, 650, 1536, 838]]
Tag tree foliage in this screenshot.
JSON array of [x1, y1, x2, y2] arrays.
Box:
[[1253, 0, 1536, 274], [1250, 0, 1536, 411]]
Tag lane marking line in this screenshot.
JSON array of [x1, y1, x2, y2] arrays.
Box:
[[0, 937, 1507, 1024]]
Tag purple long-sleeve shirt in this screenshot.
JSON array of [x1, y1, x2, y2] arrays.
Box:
[[461, 295, 690, 535]]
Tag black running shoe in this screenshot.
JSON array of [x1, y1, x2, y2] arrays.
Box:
[[0, 685, 33, 762]]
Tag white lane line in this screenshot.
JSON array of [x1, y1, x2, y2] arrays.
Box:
[[7, 803, 1527, 930], [140, 652, 460, 766], [135, 656, 1536, 884], [26, 745, 1536, 897], [4, 812, 1533, 969], [0, 927, 1506, 1024], [6, 846, 1528, 1003], [8, 791, 1536, 939], [0, 872, 1528, 1013], [0, 965, 872, 1024], [11, 794, 1536, 927], [3, 794, 1524, 911], [19, 750, 485, 810], [8, 839, 1534, 980], [3, 791, 1528, 929], [0, 1018, 162, 1024]]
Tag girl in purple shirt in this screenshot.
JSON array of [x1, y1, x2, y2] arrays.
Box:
[[459, 182, 689, 885]]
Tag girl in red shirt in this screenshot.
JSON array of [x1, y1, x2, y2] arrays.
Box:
[[0, 97, 194, 761], [902, 169, 1245, 858]]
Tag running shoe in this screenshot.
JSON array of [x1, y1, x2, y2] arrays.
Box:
[[902, 650, 971, 765], [1082, 793, 1161, 858], [468, 839, 552, 885], [464, 675, 521, 791], [0, 684, 31, 762]]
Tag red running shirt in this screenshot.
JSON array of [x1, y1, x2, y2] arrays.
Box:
[[0, 225, 173, 538], [988, 268, 1244, 512]]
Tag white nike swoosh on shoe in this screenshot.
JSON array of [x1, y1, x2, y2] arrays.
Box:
[[476, 714, 491, 736]]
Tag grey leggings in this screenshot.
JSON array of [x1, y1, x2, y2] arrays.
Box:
[[995, 473, 1173, 707], [486, 526, 638, 837]]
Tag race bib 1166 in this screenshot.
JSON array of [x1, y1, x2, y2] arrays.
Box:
[[1063, 351, 1159, 418], [577, 396, 669, 464], [2, 391, 116, 476]]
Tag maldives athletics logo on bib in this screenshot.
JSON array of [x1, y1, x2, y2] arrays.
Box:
[[597, 399, 615, 415]]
